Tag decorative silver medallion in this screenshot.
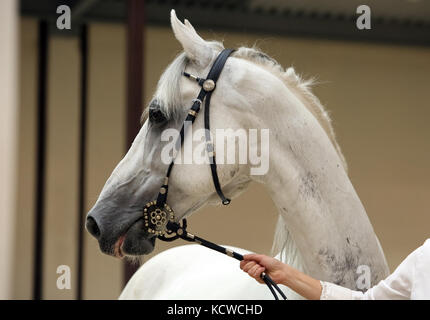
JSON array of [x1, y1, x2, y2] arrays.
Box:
[[143, 201, 175, 236], [203, 79, 215, 92]]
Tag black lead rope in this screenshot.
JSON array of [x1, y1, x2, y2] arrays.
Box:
[[164, 219, 288, 300], [144, 49, 287, 300]]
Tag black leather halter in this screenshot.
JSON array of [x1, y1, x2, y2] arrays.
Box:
[[142, 49, 287, 300]]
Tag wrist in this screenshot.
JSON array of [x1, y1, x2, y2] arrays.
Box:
[[281, 264, 295, 286]]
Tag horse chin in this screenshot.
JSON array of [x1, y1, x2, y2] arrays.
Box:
[[121, 220, 156, 256]]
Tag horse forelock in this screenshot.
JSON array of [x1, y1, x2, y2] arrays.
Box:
[[145, 41, 225, 123]]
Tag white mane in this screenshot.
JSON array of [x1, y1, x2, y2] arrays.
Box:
[[151, 42, 347, 170], [151, 42, 348, 268]]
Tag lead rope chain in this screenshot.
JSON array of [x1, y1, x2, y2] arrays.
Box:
[[146, 49, 287, 300]]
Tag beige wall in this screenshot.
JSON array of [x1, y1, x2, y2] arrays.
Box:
[[82, 23, 126, 299], [14, 18, 37, 299], [15, 19, 430, 299], [0, 0, 18, 300]]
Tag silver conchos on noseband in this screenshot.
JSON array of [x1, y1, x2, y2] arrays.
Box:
[[143, 201, 174, 236]]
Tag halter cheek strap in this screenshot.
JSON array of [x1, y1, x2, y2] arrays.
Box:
[[155, 48, 235, 209]]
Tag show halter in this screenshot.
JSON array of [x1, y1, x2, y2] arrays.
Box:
[[142, 49, 287, 300]]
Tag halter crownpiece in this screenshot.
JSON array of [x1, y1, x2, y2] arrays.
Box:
[[142, 49, 287, 300]]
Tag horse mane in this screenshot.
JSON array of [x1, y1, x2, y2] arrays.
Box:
[[232, 46, 347, 172], [231, 46, 348, 269], [150, 41, 348, 268], [150, 42, 347, 172]]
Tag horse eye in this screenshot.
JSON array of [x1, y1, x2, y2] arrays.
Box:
[[149, 108, 166, 124]]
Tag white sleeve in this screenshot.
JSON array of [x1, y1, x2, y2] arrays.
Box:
[[320, 246, 421, 300]]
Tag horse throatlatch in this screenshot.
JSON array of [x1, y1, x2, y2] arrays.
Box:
[[142, 49, 287, 300]]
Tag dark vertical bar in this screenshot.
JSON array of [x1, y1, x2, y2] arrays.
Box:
[[124, 0, 145, 285], [33, 20, 49, 300], [77, 24, 88, 300]]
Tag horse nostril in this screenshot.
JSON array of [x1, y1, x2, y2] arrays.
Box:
[[86, 216, 101, 239]]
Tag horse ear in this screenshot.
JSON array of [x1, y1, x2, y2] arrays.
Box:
[[170, 9, 213, 66]]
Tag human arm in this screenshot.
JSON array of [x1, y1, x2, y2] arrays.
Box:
[[241, 248, 420, 300]]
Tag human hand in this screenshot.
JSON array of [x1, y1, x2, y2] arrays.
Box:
[[240, 254, 287, 285]]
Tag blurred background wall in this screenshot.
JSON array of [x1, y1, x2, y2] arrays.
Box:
[[0, 0, 18, 300], [9, 0, 430, 299]]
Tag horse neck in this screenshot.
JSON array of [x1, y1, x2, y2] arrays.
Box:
[[254, 79, 389, 288]]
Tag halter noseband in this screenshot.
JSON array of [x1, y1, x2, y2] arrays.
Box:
[[142, 49, 287, 300]]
